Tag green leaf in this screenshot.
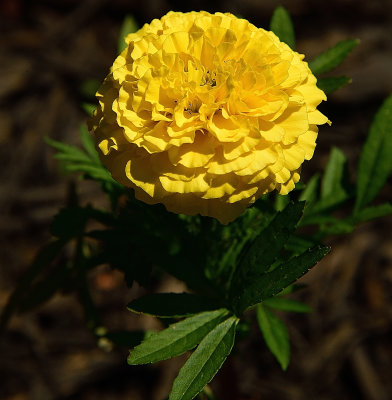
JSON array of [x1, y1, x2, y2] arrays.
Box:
[[169, 316, 238, 400], [279, 284, 307, 296], [256, 304, 290, 370], [64, 163, 113, 182], [270, 6, 295, 49], [46, 135, 115, 183], [302, 190, 349, 217], [51, 206, 115, 241], [53, 152, 91, 165], [17, 262, 71, 313], [81, 103, 96, 116], [352, 203, 392, 223], [284, 235, 319, 255], [355, 95, 392, 212], [0, 239, 66, 331], [274, 193, 290, 211], [232, 245, 329, 314], [263, 297, 312, 313], [293, 182, 306, 191], [321, 147, 348, 199], [118, 15, 138, 53], [302, 148, 350, 220], [299, 174, 320, 204], [230, 202, 305, 297], [309, 39, 359, 75], [104, 330, 147, 348], [318, 219, 354, 237], [317, 76, 351, 94], [80, 125, 100, 163], [128, 293, 218, 318], [80, 79, 101, 98], [45, 136, 91, 164], [50, 207, 90, 239], [127, 309, 228, 365], [46, 133, 124, 209]]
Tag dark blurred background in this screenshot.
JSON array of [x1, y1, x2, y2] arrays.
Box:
[[1, 0, 392, 399]]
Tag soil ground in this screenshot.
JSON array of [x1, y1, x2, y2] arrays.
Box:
[[1, 1, 392, 399]]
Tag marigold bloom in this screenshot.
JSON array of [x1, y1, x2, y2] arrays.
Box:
[[89, 11, 328, 224]]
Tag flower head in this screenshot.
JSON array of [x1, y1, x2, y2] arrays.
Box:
[[89, 11, 328, 224]]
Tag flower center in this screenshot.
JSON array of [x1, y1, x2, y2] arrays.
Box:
[[200, 70, 217, 87], [184, 98, 201, 115]]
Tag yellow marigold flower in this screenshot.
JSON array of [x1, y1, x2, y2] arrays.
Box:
[[89, 11, 328, 224]]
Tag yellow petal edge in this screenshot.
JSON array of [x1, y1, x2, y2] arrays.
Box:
[[89, 11, 328, 224]]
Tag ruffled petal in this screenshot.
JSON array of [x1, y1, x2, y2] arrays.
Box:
[[90, 11, 329, 224]]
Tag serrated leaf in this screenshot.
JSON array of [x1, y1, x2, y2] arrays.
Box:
[[321, 147, 348, 199], [284, 235, 319, 255], [309, 39, 359, 75], [352, 203, 392, 223], [317, 76, 351, 94], [279, 284, 307, 296], [230, 202, 305, 298], [355, 95, 392, 212], [118, 15, 138, 53], [233, 245, 329, 314], [256, 304, 290, 370], [263, 297, 312, 313], [169, 316, 238, 400], [127, 309, 228, 365], [270, 6, 295, 49], [128, 293, 218, 318]]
